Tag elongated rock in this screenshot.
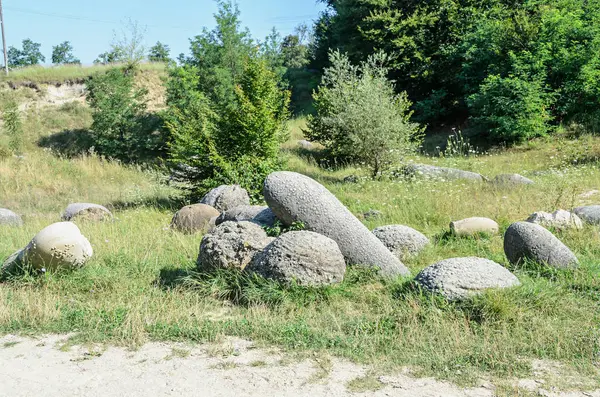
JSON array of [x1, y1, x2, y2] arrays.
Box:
[[403, 164, 484, 182], [263, 171, 410, 277], [573, 205, 600, 225], [450, 217, 499, 237], [62, 203, 112, 222]]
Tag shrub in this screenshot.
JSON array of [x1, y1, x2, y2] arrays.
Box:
[[2, 101, 24, 154], [306, 51, 423, 178]]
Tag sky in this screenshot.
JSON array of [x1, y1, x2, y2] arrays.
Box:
[[3, 0, 326, 65]]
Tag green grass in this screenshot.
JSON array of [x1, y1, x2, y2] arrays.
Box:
[[0, 98, 599, 389]]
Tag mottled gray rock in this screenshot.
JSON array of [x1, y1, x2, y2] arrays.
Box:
[[171, 204, 220, 234], [0, 208, 23, 226], [263, 171, 409, 277], [248, 231, 346, 286], [0, 249, 25, 278], [200, 185, 251, 212], [2, 222, 93, 275], [298, 140, 314, 149], [504, 222, 578, 269], [363, 209, 383, 220], [415, 257, 521, 301], [216, 205, 277, 227], [61, 203, 112, 222], [573, 205, 600, 225], [527, 210, 583, 230], [373, 225, 430, 260], [403, 164, 484, 182], [491, 174, 534, 186], [343, 175, 359, 184], [450, 217, 499, 237], [197, 221, 272, 271]]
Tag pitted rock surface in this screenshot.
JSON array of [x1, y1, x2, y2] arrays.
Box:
[[62, 203, 113, 222], [248, 231, 346, 286], [197, 221, 272, 271], [573, 205, 600, 225], [200, 185, 250, 212], [491, 174, 534, 186], [504, 222, 578, 269], [171, 204, 220, 234], [263, 171, 409, 277], [415, 257, 521, 301], [527, 210, 583, 230], [373, 225, 430, 260], [216, 206, 277, 227], [450, 217, 499, 237], [403, 164, 484, 182], [0, 208, 23, 226]]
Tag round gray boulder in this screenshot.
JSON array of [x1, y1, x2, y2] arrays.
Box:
[[0, 208, 23, 226], [373, 225, 430, 261], [197, 221, 272, 271], [247, 231, 346, 286], [492, 174, 534, 186], [171, 204, 220, 234], [62, 203, 112, 222], [504, 222, 578, 269], [450, 217, 499, 237], [573, 205, 600, 225], [403, 164, 484, 182], [415, 257, 521, 301], [526, 210, 583, 230], [263, 171, 409, 277], [216, 205, 277, 227], [199, 185, 251, 212]]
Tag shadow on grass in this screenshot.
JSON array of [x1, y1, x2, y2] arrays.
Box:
[[155, 267, 196, 290], [38, 129, 94, 158], [107, 195, 188, 212]]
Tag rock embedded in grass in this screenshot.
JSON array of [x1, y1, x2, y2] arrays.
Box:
[[573, 205, 600, 225], [491, 174, 534, 186], [263, 171, 410, 277], [414, 257, 521, 301], [450, 217, 499, 237], [216, 205, 277, 227], [526, 210, 583, 230], [373, 225, 430, 261], [504, 222, 578, 269], [61, 203, 113, 222], [403, 163, 484, 182], [247, 231, 346, 286], [200, 185, 251, 212], [171, 204, 220, 234], [197, 221, 272, 271], [0, 208, 23, 226]]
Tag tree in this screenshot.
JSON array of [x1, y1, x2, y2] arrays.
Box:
[[7, 39, 45, 68], [148, 41, 171, 62], [281, 24, 311, 69], [94, 48, 125, 65], [51, 41, 80, 64]]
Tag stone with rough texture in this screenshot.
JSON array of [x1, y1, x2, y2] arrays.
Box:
[[491, 174, 534, 186], [450, 217, 499, 237], [403, 164, 484, 182], [0, 208, 23, 226], [171, 204, 220, 234], [415, 257, 521, 301], [62, 203, 112, 222], [526, 210, 583, 230], [200, 185, 251, 212], [197, 221, 272, 271], [573, 205, 600, 225], [263, 171, 409, 277], [373, 225, 430, 260], [504, 222, 578, 269], [2, 222, 93, 276], [247, 231, 346, 286], [216, 206, 277, 227]]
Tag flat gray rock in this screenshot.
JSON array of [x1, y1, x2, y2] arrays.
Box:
[[0, 208, 23, 226], [415, 257, 521, 301], [248, 231, 346, 286], [491, 174, 534, 186], [573, 205, 600, 225], [200, 185, 250, 212], [403, 164, 484, 182], [171, 204, 220, 234], [62, 203, 112, 222], [216, 206, 277, 227], [527, 210, 583, 230], [263, 171, 409, 277], [197, 221, 272, 271], [373, 225, 430, 261], [504, 222, 578, 269]]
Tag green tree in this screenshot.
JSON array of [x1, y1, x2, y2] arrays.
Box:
[[148, 41, 171, 62], [51, 41, 80, 64], [7, 39, 45, 68]]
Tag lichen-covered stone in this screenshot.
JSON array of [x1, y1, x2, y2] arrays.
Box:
[[171, 204, 220, 234], [373, 225, 430, 260], [199, 185, 250, 212], [403, 164, 484, 182], [216, 205, 277, 227], [573, 205, 600, 225], [491, 174, 534, 186], [62, 203, 112, 222], [526, 210, 583, 230]]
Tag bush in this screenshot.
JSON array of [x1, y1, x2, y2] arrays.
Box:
[[2, 101, 24, 155], [468, 74, 552, 142], [306, 51, 423, 178]]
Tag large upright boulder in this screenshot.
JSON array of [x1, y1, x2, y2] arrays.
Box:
[[573, 205, 600, 225], [504, 222, 578, 269], [216, 205, 277, 227], [373, 225, 430, 261], [263, 172, 410, 277], [200, 185, 250, 212], [415, 257, 521, 301], [0, 209, 23, 226], [62, 203, 113, 222], [403, 164, 484, 182], [248, 231, 346, 286], [171, 204, 220, 234]]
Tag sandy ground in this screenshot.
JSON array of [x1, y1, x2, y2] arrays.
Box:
[[0, 334, 598, 397]]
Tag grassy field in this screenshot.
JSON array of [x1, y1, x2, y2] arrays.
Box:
[[0, 86, 599, 390]]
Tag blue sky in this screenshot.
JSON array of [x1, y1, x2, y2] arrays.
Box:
[[4, 0, 326, 64]]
